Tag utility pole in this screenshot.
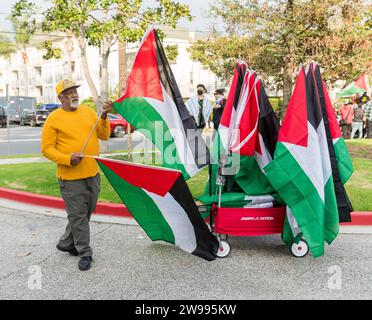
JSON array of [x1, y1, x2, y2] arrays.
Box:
[[6, 84, 11, 156], [118, 41, 132, 160]]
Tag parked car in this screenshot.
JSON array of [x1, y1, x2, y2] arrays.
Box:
[[40, 103, 61, 113], [20, 109, 49, 127], [0, 105, 7, 128], [108, 113, 134, 138]]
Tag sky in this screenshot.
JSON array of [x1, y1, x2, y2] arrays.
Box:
[[0, 0, 221, 36]]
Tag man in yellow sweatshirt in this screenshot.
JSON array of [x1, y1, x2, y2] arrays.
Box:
[[41, 79, 112, 271]]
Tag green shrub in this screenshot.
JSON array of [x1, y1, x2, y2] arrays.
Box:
[[81, 97, 97, 112]]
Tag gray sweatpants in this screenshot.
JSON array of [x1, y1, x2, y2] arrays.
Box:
[[58, 174, 100, 257]]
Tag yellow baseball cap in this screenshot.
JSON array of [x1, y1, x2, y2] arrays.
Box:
[[55, 79, 80, 95]]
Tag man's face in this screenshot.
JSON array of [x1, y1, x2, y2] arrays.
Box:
[[214, 93, 221, 100], [197, 86, 205, 96], [59, 87, 79, 108]]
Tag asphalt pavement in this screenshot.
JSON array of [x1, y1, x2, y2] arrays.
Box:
[[0, 205, 371, 300], [0, 125, 144, 156]]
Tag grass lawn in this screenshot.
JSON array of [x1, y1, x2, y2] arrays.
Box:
[[0, 154, 43, 159], [0, 139, 371, 211], [0, 149, 129, 159]]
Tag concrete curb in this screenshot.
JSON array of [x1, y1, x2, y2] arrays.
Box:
[[1, 187, 372, 226], [0, 187, 131, 218], [0, 198, 137, 226]]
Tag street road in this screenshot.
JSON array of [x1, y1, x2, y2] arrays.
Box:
[[0, 206, 371, 300], [0, 125, 214, 156], [0, 125, 145, 156]]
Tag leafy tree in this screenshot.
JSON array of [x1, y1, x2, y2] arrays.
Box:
[[13, 0, 192, 113], [41, 41, 62, 60], [164, 44, 179, 64], [0, 34, 16, 59], [190, 0, 371, 111]]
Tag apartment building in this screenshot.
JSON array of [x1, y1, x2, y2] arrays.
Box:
[[0, 26, 222, 105]]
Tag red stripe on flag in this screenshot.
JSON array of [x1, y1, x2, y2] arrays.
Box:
[[354, 73, 368, 91], [220, 64, 241, 127], [278, 68, 308, 147], [116, 29, 163, 103], [96, 158, 181, 197], [233, 74, 260, 156]]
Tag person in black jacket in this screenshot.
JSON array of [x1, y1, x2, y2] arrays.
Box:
[[212, 89, 226, 131]]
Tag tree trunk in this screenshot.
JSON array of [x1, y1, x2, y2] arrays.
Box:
[[22, 46, 29, 97], [118, 41, 132, 160], [282, 57, 294, 116], [98, 41, 110, 114], [98, 41, 111, 153], [65, 32, 74, 79], [118, 41, 127, 96], [78, 38, 99, 106], [281, 0, 295, 116]]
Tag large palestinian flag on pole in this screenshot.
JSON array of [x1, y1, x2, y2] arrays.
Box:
[[264, 63, 353, 258], [95, 157, 219, 261], [113, 27, 209, 180], [203, 61, 281, 200]]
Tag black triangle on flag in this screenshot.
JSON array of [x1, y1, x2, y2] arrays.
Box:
[[312, 64, 352, 222]]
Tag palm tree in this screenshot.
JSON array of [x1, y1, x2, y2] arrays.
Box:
[[11, 16, 32, 96]]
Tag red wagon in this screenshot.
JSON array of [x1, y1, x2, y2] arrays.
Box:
[[209, 204, 309, 258]]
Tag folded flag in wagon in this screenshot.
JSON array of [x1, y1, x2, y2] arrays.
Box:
[[201, 61, 281, 210], [264, 63, 353, 258]]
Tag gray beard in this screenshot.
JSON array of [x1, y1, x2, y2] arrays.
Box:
[[71, 100, 79, 108]]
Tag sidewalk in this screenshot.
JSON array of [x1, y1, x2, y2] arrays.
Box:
[[1, 205, 371, 300]]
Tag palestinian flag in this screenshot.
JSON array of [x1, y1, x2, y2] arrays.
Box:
[[313, 64, 353, 222], [96, 157, 219, 261], [336, 73, 369, 98], [203, 61, 280, 198], [264, 63, 353, 258], [113, 27, 209, 180]]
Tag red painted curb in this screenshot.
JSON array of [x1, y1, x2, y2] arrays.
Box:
[[340, 212, 372, 226], [0, 187, 371, 225], [0, 187, 131, 218]]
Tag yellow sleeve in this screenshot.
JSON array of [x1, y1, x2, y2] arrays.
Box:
[[85, 106, 111, 141], [97, 117, 111, 141], [41, 117, 71, 166]]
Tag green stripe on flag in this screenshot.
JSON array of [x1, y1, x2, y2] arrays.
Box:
[[236, 156, 277, 196], [334, 138, 353, 184], [114, 97, 189, 179], [323, 177, 339, 244], [97, 161, 176, 244], [265, 142, 339, 258]]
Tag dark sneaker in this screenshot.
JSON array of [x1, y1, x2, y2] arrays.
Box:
[[56, 244, 78, 256], [78, 256, 93, 271]]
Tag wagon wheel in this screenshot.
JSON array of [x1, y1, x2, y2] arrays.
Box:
[[217, 240, 231, 258], [290, 239, 309, 258]]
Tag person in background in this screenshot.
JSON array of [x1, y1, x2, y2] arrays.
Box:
[[351, 102, 364, 139], [339, 101, 354, 139], [363, 99, 372, 138], [185, 84, 213, 130], [212, 88, 226, 131], [334, 107, 341, 124]]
